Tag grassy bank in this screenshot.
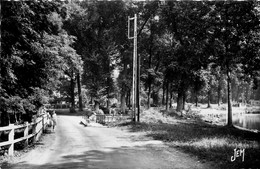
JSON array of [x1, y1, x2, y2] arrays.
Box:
[[116, 108, 260, 169]]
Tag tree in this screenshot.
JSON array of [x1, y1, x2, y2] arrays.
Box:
[[205, 1, 260, 126], [0, 1, 82, 124], [160, 1, 212, 112], [200, 64, 218, 108], [62, 1, 123, 112], [191, 70, 208, 107], [58, 32, 83, 113], [1, 1, 63, 125]]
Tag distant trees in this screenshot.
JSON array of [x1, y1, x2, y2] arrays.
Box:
[[65, 1, 259, 121], [138, 1, 259, 126], [62, 1, 125, 112], [204, 1, 260, 125], [158, 1, 212, 112]]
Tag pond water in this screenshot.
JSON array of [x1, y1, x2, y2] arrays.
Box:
[[232, 114, 260, 131]]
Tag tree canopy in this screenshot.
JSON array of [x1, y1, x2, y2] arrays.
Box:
[[1, 0, 259, 126], [0, 1, 82, 126]]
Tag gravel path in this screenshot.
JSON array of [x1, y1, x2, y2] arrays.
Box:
[[7, 115, 215, 169]]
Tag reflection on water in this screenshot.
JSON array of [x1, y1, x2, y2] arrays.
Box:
[[233, 114, 260, 131]]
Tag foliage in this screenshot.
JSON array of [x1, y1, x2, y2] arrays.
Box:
[[0, 1, 81, 125], [202, 1, 260, 125], [62, 1, 126, 106], [1, 1, 259, 125]]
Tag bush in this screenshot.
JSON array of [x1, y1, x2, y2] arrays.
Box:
[[0, 88, 49, 126], [216, 104, 227, 111], [141, 108, 169, 123], [69, 107, 77, 113]]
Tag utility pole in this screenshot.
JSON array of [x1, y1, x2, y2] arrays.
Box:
[[136, 17, 140, 122], [128, 14, 140, 122]]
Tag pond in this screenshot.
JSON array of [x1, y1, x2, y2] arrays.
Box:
[[232, 114, 260, 131]]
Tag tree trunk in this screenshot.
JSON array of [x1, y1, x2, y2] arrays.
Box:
[[121, 94, 126, 114], [77, 73, 83, 111], [128, 89, 131, 109], [121, 85, 126, 114], [166, 81, 169, 111], [162, 82, 165, 105], [152, 91, 159, 106], [107, 90, 110, 113], [182, 91, 186, 110], [245, 83, 250, 103], [147, 84, 151, 109], [14, 112, 18, 124], [176, 84, 184, 113], [176, 92, 183, 113], [195, 90, 198, 107], [107, 99, 109, 109], [106, 76, 110, 112], [227, 68, 233, 126], [217, 80, 222, 106], [147, 23, 153, 109], [126, 90, 129, 109], [70, 74, 76, 113], [170, 89, 173, 108], [94, 100, 100, 112], [207, 89, 211, 108], [120, 58, 127, 114]]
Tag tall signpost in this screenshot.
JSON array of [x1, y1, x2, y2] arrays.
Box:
[[128, 14, 139, 122]]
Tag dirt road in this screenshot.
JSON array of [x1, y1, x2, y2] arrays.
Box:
[[9, 115, 214, 169]]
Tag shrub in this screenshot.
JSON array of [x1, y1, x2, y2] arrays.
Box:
[[0, 88, 49, 126], [141, 108, 169, 123]]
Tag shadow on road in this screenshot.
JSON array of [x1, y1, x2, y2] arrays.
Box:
[[10, 145, 188, 169]]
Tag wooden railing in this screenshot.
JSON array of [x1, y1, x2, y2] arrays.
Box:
[[53, 104, 70, 109], [0, 114, 48, 156]]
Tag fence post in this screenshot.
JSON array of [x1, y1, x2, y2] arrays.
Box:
[[35, 118, 41, 142], [32, 122, 36, 143], [24, 122, 29, 147], [42, 115, 45, 133], [8, 124, 14, 156]]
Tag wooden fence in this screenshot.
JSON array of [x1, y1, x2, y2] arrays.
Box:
[[53, 104, 70, 109], [0, 114, 48, 156]]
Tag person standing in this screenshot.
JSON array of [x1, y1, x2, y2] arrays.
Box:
[[50, 110, 57, 131]]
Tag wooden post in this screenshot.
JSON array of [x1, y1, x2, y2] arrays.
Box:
[[24, 122, 29, 147], [0, 113, 48, 156], [42, 115, 45, 133], [35, 119, 41, 142], [128, 14, 138, 122], [32, 122, 36, 143], [134, 14, 139, 122], [8, 124, 14, 156]]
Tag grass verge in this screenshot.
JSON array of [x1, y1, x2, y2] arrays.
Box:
[[116, 108, 260, 169]]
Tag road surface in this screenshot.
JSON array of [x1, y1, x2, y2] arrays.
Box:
[[9, 115, 214, 169]]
